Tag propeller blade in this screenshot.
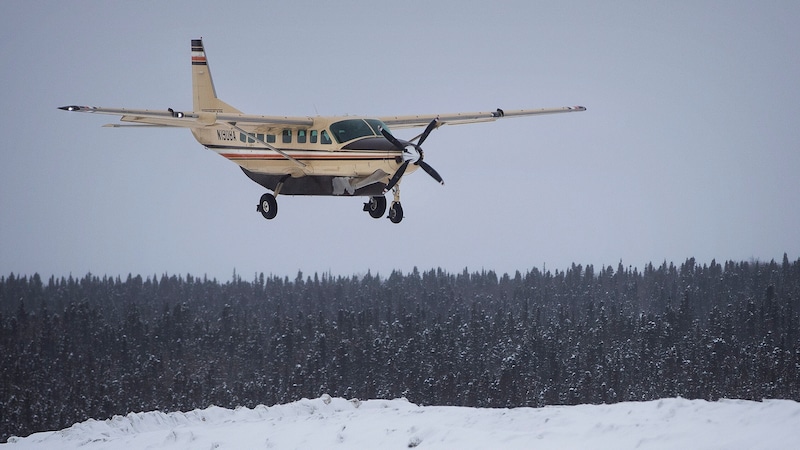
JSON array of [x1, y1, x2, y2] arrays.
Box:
[[383, 160, 410, 193], [380, 127, 406, 151], [381, 121, 443, 190], [417, 160, 444, 185], [416, 119, 439, 146]]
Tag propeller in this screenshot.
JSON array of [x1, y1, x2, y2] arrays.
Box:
[[381, 119, 444, 193]]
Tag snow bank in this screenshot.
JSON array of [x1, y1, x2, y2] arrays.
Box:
[[4, 396, 799, 449]]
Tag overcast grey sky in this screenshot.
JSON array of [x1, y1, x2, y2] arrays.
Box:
[[2, 0, 798, 281]]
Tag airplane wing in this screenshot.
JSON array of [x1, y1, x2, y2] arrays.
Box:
[[378, 106, 586, 129], [58, 106, 314, 128], [60, 105, 585, 129]]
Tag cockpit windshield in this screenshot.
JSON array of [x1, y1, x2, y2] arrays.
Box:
[[329, 119, 389, 144]]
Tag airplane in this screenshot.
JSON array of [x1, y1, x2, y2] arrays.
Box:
[[60, 39, 585, 223]]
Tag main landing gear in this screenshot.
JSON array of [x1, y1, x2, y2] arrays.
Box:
[[256, 174, 289, 220], [363, 195, 387, 218], [257, 193, 278, 219]]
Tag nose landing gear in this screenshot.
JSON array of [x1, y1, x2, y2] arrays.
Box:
[[386, 184, 403, 224], [388, 201, 403, 223]]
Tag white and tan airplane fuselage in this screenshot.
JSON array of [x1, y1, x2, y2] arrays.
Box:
[[190, 116, 413, 197]]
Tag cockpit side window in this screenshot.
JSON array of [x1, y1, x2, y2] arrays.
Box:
[[330, 119, 380, 144], [365, 119, 389, 135], [321, 130, 332, 145]]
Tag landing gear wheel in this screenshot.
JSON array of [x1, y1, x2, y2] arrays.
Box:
[[388, 202, 403, 224], [258, 193, 278, 220], [363, 196, 387, 219]]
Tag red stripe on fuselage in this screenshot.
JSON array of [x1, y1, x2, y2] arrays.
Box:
[[219, 153, 391, 161]]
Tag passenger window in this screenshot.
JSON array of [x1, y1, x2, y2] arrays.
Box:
[[266, 134, 276, 143], [240, 132, 254, 143], [310, 130, 318, 144], [256, 133, 265, 142], [297, 130, 307, 144], [321, 130, 332, 145], [282, 129, 292, 144]]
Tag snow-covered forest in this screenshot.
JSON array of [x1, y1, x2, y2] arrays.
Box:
[[2, 256, 799, 442]]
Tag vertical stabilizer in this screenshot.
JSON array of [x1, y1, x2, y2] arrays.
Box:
[[191, 39, 241, 113]]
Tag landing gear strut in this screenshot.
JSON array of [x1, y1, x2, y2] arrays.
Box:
[[256, 175, 290, 220], [363, 196, 387, 219]]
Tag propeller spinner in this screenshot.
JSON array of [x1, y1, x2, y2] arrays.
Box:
[[381, 119, 444, 193]]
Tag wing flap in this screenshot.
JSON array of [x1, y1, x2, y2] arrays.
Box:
[[60, 106, 314, 128]]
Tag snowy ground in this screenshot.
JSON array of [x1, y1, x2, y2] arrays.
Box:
[[4, 396, 799, 449]]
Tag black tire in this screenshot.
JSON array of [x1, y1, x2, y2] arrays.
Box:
[[365, 196, 387, 218], [388, 202, 403, 223], [259, 193, 278, 220]]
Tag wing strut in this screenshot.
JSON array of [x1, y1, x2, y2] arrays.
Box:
[[228, 123, 307, 169]]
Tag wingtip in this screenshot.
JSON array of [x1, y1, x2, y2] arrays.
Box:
[[59, 105, 86, 112]]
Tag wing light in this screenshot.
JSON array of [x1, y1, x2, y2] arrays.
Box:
[[59, 105, 89, 112]]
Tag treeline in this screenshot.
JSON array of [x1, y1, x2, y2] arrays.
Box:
[[2, 256, 799, 441]]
